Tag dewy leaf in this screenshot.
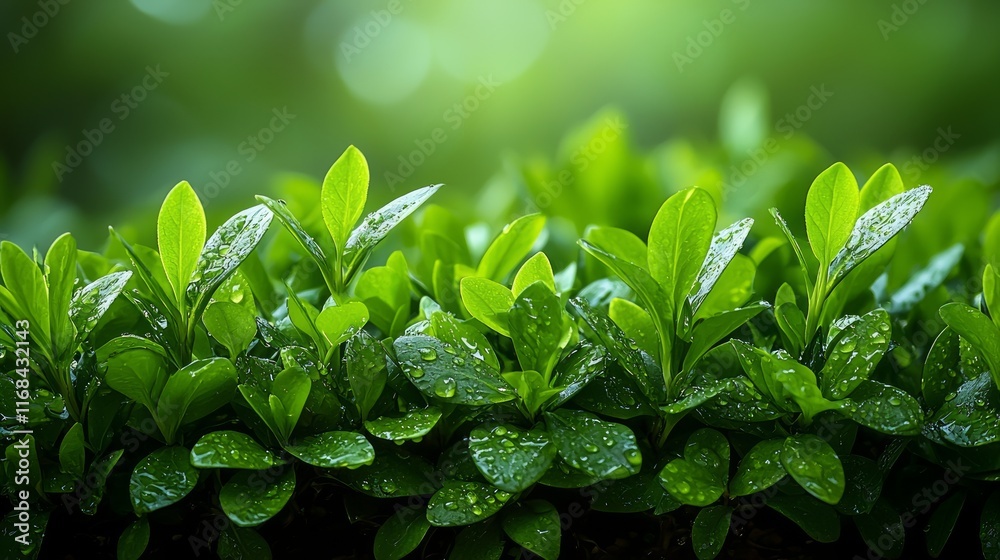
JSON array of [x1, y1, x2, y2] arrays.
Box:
[[426, 481, 512, 527], [344, 183, 441, 269], [837, 380, 924, 436], [477, 214, 547, 282], [925, 491, 964, 558], [924, 372, 1000, 447], [982, 491, 1000, 560], [545, 409, 642, 480], [337, 447, 437, 498], [188, 204, 273, 319], [922, 327, 965, 410], [1, 241, 50, 340], [804, 162, 859, 269], [117, 517, 150, 560], [683, 302, 769, 373], [393, 335, 515, 405], [45, 233, 77, 356], [315, 302, 369, 350], [658, 428, 729, 507], [688, 217, 754, 315], [469, 424, 557, 493], [584, 226, 649, 272], [729, 439, 786, 497], [373, 509, 431, 560], [885, 244, 964, 314], [102, 336, 170, 412], [821, 308, 891, 399], [609, 298, 658, 358], [255, 195, 332, 288], [692, 505, 733, 560], [58, 422, 86, 479], [451, 521, 505, 560], [220, 468, 296, 527], [269, 367, 311, 441], [648, 187, 718, 315], [204, 301, 257, 357], [157, 181, 207, 307], [767, 493, 841, 544], [512, 252, 556, 297], [364, 407, 442, 442], [460, 276, 515, 337], [780, 434, 845, 505], [830, 185, 932, 282], [218, 525, 272, 560], [322, 145, 369, 253], [509, 282, 566, 376], [70, 270, 131, 343], [156, 358, 238, 442], [346, 332, 388, 420], [190, 431, 274, 469], [501, 500, 561, 560], [285, 431, 374, 468], [940, 303, 1000, 390], [130, 446, 200, 515]]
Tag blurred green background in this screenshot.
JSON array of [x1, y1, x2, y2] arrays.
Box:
[[3, 0, 1000, 250]]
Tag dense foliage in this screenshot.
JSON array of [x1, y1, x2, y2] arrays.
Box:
[[3, 142, 1000, 559]]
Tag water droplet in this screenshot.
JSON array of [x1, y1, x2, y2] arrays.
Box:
[[419, 348, 438, 361]]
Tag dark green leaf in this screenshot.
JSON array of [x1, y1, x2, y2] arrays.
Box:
[[374, 509, 431, 560], [190, 431, 274, 469], [116, 517, 149, 560], [692, 505, 733, 560], [394, 335, 515, 405], [729, 439, 786, 497], [545, 409, 641, 480], [220, 468, 295, 527], [780, 434, 844, 505], [926, 491, 964, 558], [469, 424, 556, 493], [130, 446, 200, 515], [285, 431, 374, 468], [502, 500, 561, 560], [426, 481, 512, 527]]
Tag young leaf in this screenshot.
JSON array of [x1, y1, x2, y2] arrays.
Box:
[[683, 302, 768, 373], [346, 332, 388, 420], [130, 446, 200, 515], [461, 276, 515, 337], [426, 482, 511, 527], [658, 429, 729, 507], [315, 302, 369, 351], [545, 409, 642, 480], [102, 336, 170, 412], [365, 407, 442, 442], [821, 308, 890, 399], [71, 271, 132, 343], [688, 217, 754, 315], [469, 424, 557, 492], [609, 298, 658, 358], [58, 422, 86, 479], [508, 282, 566, 376], [829, 185, 932, 283], [1, 241, 50, 341], [922, 327, 965, 410], [220, 468, 296, 527], [692, 505, 733, 560], [255, 195, 333, 291], [501, 500, 561, 560], [648, 187, 717, 315], [204, 301, 257, 357], [373, 509, 431, 560], [157, 181, 206, 307], [322, 145, 370, 253], [477, 214, 546, 282], [780, 434, 845, 505], [269, 367, 311, 442], [512, 252, 556, 297], [344, 184, 441, 276], [804, 162, 859, 268], [190, 431, 274, 469], [45, 233, 77, 356], [156, 358, 238, 442]]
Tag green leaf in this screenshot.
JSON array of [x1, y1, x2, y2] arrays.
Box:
[[477, 214, 546, 282], [345, 184, 441, 275], [584, 226, 648, 270], [451, 521, 505, 560], [204, 301, 257, 357], [692, 505, 733, 560], [285, 431, 374, 468], [315, 302, 369, 350], [394, 335, 515, 405], [509, 282, 566, 376], [365, 407, 442, 442], [79, 450, 125, 515], [70, 271, 132, 343], [729, 439, 786, 496], [884, 243, 964, 314], [269, 367, 311, 442], [804, 162, 859, 268], [545, 409, 641, 480], [767, 493, 841, 543], [117, 517, 149, 560], [836, 380, 923, 436], [502, 500, 561, 560], [346, 332, 388, 420], [926, 491, 964, 557], [190, 431, 274, 469], [590, 470, 679, 514], [830, 185, 932, 282], [986, 265, 1000, 332], [658, 428, 729, 506], [157, 181, 206, 307], [856, 500, 904, 558], [835, 455, 882, 516], [102, 336, 170, 412], [940, 303, 1000, 390], [1, 241, 50, 341], [58, 422, 86, 479], [609, 298, 658, 358], [157, 358, 238, 442], [924, 372, 1000, 447], [189, 204, 273, 320], [426, 481, 511, 527], [469, 424, 556, 493], [130, 446, 200, 515], [337, 447, 437, 498], [648, 187, 718, 315], [461, 276, 515, 337], [255, 195, 332, 290], [220, 468, 296, 527], [683, 302, 768, 373], [512, 252, 556, 297], [780, 434, 844, 505], [45, 233, 77, 356], [548, 343, 608, 409], [768, 208, 814, 291], [922, 327, 965, 409], [322, 145, 370, 254], [374, 509, 431, 560], [983, 491, 1000, 560], [821, 309, 891, 399], [689, 217, 754, 315], [218, 526, 272, 560]]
